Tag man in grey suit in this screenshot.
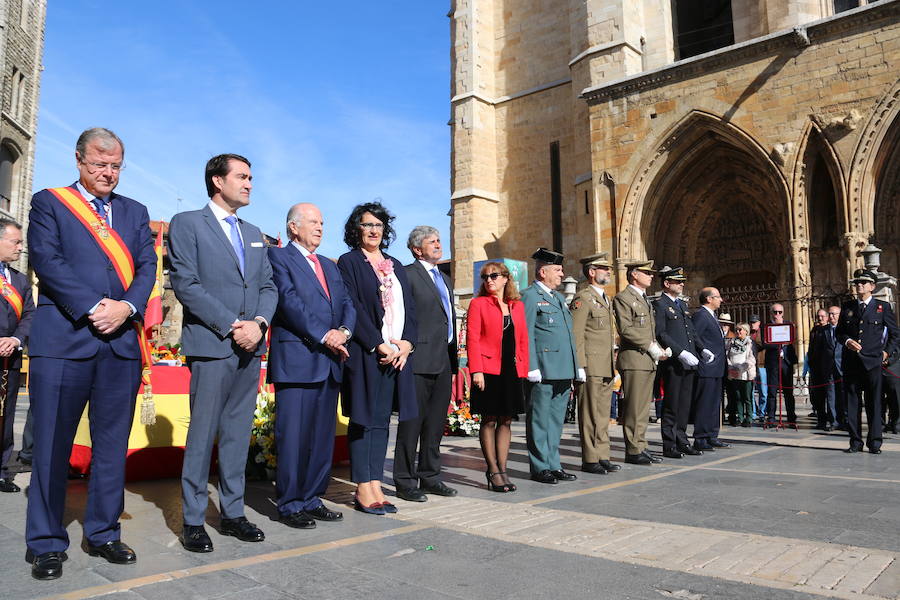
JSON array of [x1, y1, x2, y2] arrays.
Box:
[[168, 154, 277, 553]]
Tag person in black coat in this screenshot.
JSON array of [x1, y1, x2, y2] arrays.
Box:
[[690, 287, 728, 451], [807, 307, 843, 430], [337, 203, 417, 514], [762, 303, 798, 426], [883, 347, 900, 434], [653, 267, 704, 458], [836, 269, 899, 453], [0, 219, 35, 493]]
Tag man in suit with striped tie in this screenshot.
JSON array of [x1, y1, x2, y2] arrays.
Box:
[[168, 154, 277, 552], [267, 203, 356, 528], [0, 219, 34, 493]]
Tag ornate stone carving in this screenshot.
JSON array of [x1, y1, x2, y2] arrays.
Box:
[[771, 142, 795, 166]]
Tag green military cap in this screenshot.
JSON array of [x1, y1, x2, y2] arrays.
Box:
[[624, 260, 655, 273], [851, 268, 877, 284], [580, 252, 612, 269], [657, 265, 686, 281], [532, 247, 564, 265]]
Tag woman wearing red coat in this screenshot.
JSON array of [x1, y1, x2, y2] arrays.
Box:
[[466, 262, 528, 492]]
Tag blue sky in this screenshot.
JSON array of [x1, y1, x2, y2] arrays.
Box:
[[33, 2, 450, 260]]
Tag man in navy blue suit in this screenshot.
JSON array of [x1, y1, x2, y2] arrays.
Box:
[[837, 269, 899, 454], [808, 307, 842, 431], [25, 128, 156, 579], [267, 203, 355, 528], [690, 287, 729, 451], [0, 219, 34, 493]]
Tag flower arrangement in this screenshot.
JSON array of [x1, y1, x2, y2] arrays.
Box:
[[247, 386, 277, 480], [446, 368, 480, 436], [150, 343, 183, 365]]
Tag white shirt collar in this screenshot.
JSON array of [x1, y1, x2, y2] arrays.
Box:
[[590, 284, 606, 297], [703, 305, 717, 317], [536, 281, 554, 295], [665, 292, 680, 302], [419, 259, 439, 273], [75, 181, 110, 203], [860, 297, 872, 307], [628, 284, 646, 297], [207, 200, 237, 222], [291, 240, 314, 257]]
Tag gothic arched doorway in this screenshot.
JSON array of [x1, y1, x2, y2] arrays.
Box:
[[872, 113, 900, 278]]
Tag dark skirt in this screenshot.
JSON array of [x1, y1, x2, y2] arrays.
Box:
[[470, 316, 524, 417]]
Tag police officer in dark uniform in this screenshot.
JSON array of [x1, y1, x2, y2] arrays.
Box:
[[836, 269, 899, 454], [653, 267, 704, 459]]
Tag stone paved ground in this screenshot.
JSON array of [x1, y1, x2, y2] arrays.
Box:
[[2, 393, 899, 600]]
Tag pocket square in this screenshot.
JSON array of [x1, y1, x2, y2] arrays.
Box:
[[250, 242, 264, 247]]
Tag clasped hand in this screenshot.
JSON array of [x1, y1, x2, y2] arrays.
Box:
[[377, 339, 412, 370], [0, 336, 18, 357], [89, 299, 132, 335], [231, 320, 263, 352], [322, 329, 350, 360]]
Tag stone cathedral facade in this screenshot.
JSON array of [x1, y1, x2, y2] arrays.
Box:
[[449, 0, 900, 340]]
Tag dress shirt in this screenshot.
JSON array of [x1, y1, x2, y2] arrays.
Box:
[[536, 280, 556, 298], [591, 284, 608, 303], [291, 241, 350, 343], [207, 200, 245, 249], [419, 259, 453, 342]]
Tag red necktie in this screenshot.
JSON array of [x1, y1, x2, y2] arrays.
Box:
[[308, 254, 330, 299]]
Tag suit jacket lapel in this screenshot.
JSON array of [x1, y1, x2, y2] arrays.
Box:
[[202, 205, 242, 274], [415, 261, 444, 309], [288, 244, 329, 302]]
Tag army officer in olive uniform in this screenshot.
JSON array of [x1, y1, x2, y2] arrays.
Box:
[[521, 248, 581, 484], [613, 261, 669, 465], [570, 253, 621, 475]]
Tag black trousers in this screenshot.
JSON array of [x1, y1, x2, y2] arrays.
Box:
[[846, 366, 883, 450], [659, 362, 694, 451], [393, 369, 452, 490], [882, 370, 899, 431], [766, 361, 796, 423]]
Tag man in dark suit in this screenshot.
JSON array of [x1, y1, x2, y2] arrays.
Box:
[[394, 226, 459, 501], [653, 267, 705, 459], [0, 219, 34, 493], [690, 287, 729, 451], [762, 303, 799, 426], [25, 128, 156, 579], [807, 307, 842, 431], [836, 269, 899, 454], [883, 347, 900, 434], [268, 203, 355, 528], [168, 154, 277, 552]]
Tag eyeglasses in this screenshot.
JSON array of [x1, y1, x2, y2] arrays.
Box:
[[360, 222, 384, 231], [481, 272, 506, 281], [82, 161, 125, 172], [772, 310, 783, 314]]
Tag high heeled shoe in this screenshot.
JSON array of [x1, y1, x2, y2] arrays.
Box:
[[353, 493, 386, 515], [485, 471, 510, 493], [497, 471, 516, 492]]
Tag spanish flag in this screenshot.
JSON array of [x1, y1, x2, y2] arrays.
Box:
[[144, 224, 164, 335]]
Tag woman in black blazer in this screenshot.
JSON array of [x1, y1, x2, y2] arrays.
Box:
[[337, 202, 417, 514]]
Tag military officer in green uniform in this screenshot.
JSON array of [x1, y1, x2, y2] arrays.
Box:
[[521, 248, 581, 484], [571, 253, 622, 476], [613, 261, 669, 465]]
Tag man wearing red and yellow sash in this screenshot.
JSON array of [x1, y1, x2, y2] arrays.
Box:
[[0, 219, 34, 494], [25, 128, 156, 580]]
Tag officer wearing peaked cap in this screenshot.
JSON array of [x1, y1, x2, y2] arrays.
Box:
[[613, 260, 669, 465], [570, 253, 621, 475], [521, 248, 580, 484], [653, 266, 705, 459], [836, 269, 899, 454]]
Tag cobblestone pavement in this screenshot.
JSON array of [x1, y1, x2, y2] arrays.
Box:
[[2, 394, 899, 600]]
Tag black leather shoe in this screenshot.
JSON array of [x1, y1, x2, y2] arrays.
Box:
[[823, 425, 833, 432], [0, 477, 20, 492], [641, 450, 663, 463], [844, 446, 862, 454], [180, 525, 213, 552], [220, 517, 265, 542], [87, 540, 136, 564], [678, 445, 702, 456], [420, 481, 458, 497], [396, 487, 427, 502], [624, 453, 652, 465], [694, 441, 714, 452], [581, 462, 608, 474], [598, 460, 621, 472], [279, 511, 316, 529], [550, 469, 577, 481], [307, 505, 343, 521], [531, 470, 558, 484], [31, 551, 66, 580], [708, 439, 731, 448], [662, 448, 684, 459], [870, 448, 882, 455]]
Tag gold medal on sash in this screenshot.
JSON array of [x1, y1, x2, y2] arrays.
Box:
[[1, 285, 10, 297], [92, 221, 111, 239]]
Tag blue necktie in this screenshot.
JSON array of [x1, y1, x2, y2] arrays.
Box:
[[431, 267, 453, 341], [93, 197, 110, 226], [225, 215, 245, 274]]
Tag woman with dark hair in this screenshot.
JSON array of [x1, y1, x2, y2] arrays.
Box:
[[466, 262, 528, 492], [337, 202, 417, 514]]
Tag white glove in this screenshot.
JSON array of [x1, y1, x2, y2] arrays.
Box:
[[678, 350, 699, 368], [576, 368, 586, 382], [701, 348, 715, 363], [527, 369, 543, 383], [648, 341, 666, 361]]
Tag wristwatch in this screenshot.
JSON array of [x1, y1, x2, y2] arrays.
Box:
[[255, 317, 268, 336], [338, 326, 352, 341]]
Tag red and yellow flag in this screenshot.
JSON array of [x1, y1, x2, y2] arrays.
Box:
[[144, 225, 164, 335]]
